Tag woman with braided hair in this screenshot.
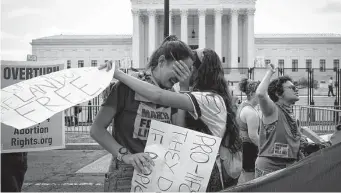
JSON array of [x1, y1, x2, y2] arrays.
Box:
[[236, 78, 261, 183]]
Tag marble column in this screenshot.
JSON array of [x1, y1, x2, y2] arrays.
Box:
[[169, 10, 173, 35], [214, 8, 223, 59], [198, 9, 206, 48], [180, 9, 188, 43], [148, 9, 156, 56], [230, 9, 239, 68], [132, 9, 140, 68], [247, 8, 255, 67]]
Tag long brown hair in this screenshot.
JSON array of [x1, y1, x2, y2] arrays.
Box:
[[192, 48, 242, 153]]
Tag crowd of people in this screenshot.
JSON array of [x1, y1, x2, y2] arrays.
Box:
[[93, 35, 332, 192], [1, 35, 335, 192]]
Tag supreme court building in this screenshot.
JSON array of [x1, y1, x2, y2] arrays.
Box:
[[131, 0, 256, 69], [31, 0, 341, 73]]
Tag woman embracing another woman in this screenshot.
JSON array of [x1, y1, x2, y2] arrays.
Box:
[[103, 46, 243, 191]]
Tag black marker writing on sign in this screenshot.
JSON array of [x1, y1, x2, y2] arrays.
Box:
[[164, 151, 180, 174], [70, 76, 101, 96], [190, 135, 217, 164], [157, 177, 173, 191], [178, 172, 204, 192], [149, 128, 164, 144]]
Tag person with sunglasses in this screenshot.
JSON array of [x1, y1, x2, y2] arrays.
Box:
[[104, 48, 242, 191], [91, 36, 195, 192], [254, 63, 330, 178]]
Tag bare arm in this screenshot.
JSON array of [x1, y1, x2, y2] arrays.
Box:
[[173, 82, 191, 127], [241, 107, 259, 146], [90, 106, 123, 157], [172, 111, 187, 127], [256, 65, 277, 118], [114, 70, 195, 113]]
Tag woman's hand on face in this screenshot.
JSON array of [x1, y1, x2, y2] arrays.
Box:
[[172, 60, 192, 89], [122, 153, 155, 175]]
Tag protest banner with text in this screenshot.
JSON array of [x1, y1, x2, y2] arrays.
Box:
[[131, 120, 221, 192], [1, 63, 115, 130], [1, 60, 65, 153]]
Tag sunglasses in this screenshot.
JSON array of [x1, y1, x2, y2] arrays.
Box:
[[284, 85, 298, 91]]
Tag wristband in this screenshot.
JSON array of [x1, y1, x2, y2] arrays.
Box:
[[179, 91, 190, 93]]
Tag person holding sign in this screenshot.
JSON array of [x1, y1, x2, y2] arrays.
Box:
[[91, 37, 195, 192], [236, 78, 261, 183], [107, 48, 243, 191]]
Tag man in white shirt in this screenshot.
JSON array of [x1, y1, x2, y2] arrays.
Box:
[[328, 77, 336, 97]]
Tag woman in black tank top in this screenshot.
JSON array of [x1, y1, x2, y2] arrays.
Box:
[[236, 78, 260, 183]]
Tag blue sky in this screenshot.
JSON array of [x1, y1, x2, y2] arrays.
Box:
[[1, 0, 341, 61]]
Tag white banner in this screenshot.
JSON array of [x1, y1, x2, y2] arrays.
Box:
[[1, 66, 115, 130], [1, 60, 65, 153], [131, 120, 221, 192]]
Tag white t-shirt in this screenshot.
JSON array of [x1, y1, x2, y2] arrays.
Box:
[[329, 79, 333, 86], [185, 92, 227, 138]]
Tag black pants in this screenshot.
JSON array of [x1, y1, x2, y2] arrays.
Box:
[[74, 116, 79, 126], [242, 142, 258, 172], [328, 85, 335, 96], [1, 152, 28, 192]]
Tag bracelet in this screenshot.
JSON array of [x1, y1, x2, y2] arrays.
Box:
[[179, 90, 190, 93], [121, 153, 129, 162]]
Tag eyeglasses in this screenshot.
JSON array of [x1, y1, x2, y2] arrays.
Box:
[[284, 85, 298, 91]]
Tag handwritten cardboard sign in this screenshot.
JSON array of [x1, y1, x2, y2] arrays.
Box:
[[131, 120, 221, 192], [1, 60, 66, 152], [1, 65, 115, 130]]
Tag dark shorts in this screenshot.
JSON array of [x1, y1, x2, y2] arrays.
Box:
[[1, 152, 28, 192], [242, 142, 258, 172]]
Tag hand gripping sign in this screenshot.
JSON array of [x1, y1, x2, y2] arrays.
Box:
[[131, 120, 221, 192]]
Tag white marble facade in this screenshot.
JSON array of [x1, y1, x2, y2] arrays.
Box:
[[30, 0, 341, 72], [131, 0, 257, 69]]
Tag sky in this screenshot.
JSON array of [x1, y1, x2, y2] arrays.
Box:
[[1, 0, 341, 61]]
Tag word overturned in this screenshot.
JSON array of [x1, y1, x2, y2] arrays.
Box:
[[1, 67, 115, 129], [131, 120, 221, 192], [3, 66, 60, 80]]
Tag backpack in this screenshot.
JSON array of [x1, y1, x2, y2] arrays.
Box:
[[217, 146, 243, 188]]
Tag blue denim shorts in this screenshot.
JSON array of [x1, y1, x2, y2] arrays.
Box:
[[104, 156, 134, 192]]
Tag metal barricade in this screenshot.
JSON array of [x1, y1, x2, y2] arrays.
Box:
[[299, 106, 341, 134], [64, 104, 339, 135], [64, 105, 113, 133]]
